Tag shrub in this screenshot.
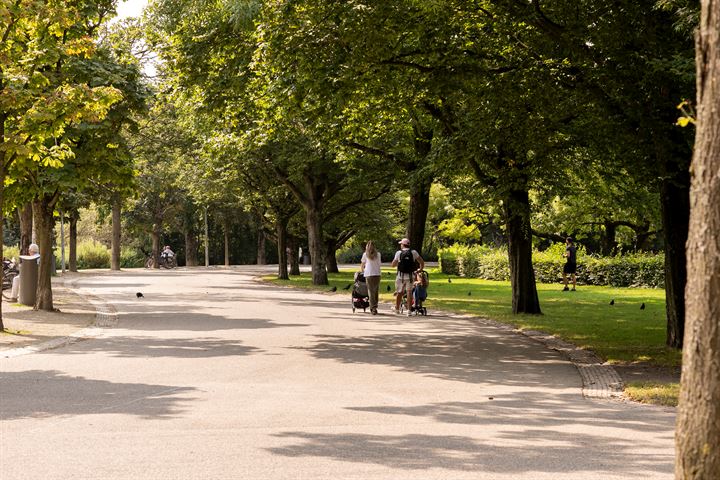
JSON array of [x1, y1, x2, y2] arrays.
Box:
[[4, 245, 20, 261], [120, 248, 145, 268], [76, 240, 110, 269], [439, 244, 664, 288]]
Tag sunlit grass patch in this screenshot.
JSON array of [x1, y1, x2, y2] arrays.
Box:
[[625, 382, 679, 407]]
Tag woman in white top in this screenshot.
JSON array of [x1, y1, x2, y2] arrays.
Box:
[[360, 241, 382, 315]]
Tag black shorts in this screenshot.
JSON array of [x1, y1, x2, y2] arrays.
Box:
[[563, 262, 577, 274]]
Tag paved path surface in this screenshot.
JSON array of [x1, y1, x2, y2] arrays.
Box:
[[0, 268, 676, 479]]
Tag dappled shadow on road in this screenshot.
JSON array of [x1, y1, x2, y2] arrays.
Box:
[[268, 393, 674, 475], [0, 370, 195, 421], [48, 335, 263, 358], [300, 333, 573, 387]]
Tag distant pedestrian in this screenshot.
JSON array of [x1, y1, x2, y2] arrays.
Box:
[[360, 241, 382, 315], [391, 238, 424, 315], [563, 237, 577, 291]]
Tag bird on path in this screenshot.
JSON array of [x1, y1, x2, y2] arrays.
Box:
[[136, 292, 144, 298], [329, 286, 337, 292], [448, 278, 452, 283], [343, 284, 352, 290], [609, 299, 615, 306], [640, 303, 646, 310], [386, 285, 391, 292]]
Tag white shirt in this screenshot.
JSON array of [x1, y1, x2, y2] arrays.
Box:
[[361, 251, 382, 277]]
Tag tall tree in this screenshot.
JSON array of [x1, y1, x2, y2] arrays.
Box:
[[675, 0, 720, 475]]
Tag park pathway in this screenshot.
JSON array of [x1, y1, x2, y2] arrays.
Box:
[[0, 267, 675, 479]]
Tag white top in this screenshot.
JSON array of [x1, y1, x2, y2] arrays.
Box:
[[361, 251, 382, 277]]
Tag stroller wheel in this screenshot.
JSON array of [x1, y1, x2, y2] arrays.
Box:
[[422, 307, 427, 316]]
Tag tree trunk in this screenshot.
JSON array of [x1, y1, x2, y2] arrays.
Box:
[[111, 195, 121, 271], [276, 220, 288, 280], [69, 214, 78, 272], [325, 239, 339, 274], [223, 221, 230, 266], [0, 137, 5, 330], [306, 207, 328, 285], [505, 187, 541, 315], [256, 227, 266, 265], [33, 196, 55, 311], [601, 220, 617, 256], [287, 236, 300, 275], [185, 231, 199, 266], [676, 7, 720, 476], [406, 176, 433, 255], [151, 228, 160, 269], [19, 202, 32, 255], [661, 173, 690, 349]]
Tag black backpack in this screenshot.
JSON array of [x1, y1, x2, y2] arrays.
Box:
[[398, 249, 415, 273]]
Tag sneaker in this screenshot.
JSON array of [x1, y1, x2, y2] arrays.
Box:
[[562, 286, 569, 291], [406, 310, 412, 317], [371, 308, 378, 315], [392, 307, 399, 314]]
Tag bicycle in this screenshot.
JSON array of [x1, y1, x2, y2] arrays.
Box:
[[145, 255, 177, 269], [2, 259, 19, 300]]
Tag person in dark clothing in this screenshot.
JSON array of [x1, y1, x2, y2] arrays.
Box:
[[563, 237, 577, 291]]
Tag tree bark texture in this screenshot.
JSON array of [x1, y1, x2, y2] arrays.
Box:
[[184, 231, 199, 267], [675, 6, 720, 476], [306, 208, 328, 285], [276, 220, 288, 280], [662, 174, 690, 349], [287, 236, 300, 276], [33, 197, 55, 311], [0, 143, 5, 330], [224, 222, 230, 267], [256, 226, 266, 265], [325, 239, 339, 274], [601, 220, 617, 256], [407, 176, 432, 255], [69, 215, 78, 272], [111, 195, 121, 271], [505, 187, 541, 315], [151, 228, 160, 269], [19, 202, 32, 255]]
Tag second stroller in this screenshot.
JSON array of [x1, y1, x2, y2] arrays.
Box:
[[351, 271, 370, 313]]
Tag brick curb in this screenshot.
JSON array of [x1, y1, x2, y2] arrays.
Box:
[[1, 276, 118, 358]]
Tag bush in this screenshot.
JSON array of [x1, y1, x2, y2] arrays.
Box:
[[120, 248, 145, 268], [4, 245, 20, 261], [439, 244, 664, 288], [76, 240, 110, 269]]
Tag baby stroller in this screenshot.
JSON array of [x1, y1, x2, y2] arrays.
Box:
[[351, 272, 370, 313], [401, 270, 429, 316]]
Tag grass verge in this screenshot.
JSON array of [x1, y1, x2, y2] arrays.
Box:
[[624, 382, 680, 407]]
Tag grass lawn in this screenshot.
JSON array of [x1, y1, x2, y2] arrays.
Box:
[[267, 267, 681, 368]]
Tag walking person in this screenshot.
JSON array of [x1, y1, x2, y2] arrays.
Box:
[[563, 237, 577, 291], [391, 238, 424, 316], [360, 241, 382, 315]]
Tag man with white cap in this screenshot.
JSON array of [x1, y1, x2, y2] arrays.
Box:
[[391, 238, 424, 315]]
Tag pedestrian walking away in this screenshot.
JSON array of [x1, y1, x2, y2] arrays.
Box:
[[360, 240, 382, 314], [563, 237, 577, 291], [391, 238, 424, 316]]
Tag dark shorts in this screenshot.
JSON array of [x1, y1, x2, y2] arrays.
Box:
[[563, 262, 577, 274]]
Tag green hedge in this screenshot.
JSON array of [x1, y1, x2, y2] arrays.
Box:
[[438, 244, 664, 288], [48, 241, 145, 269]]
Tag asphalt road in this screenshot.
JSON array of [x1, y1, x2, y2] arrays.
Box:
[[0, 267, 676, 479]]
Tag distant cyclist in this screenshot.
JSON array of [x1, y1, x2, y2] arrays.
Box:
[[161, 245, 175, 260]]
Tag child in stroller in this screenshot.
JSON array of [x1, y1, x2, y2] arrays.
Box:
[[401, 270, 429, 316], [351, 271, 370, 313]]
